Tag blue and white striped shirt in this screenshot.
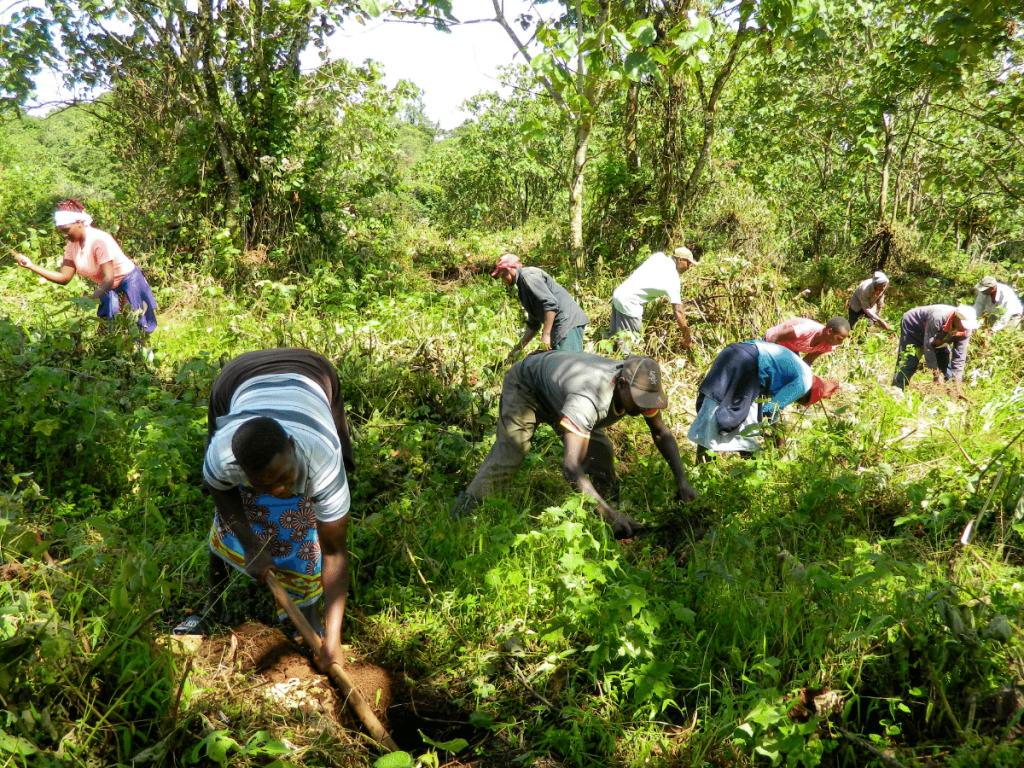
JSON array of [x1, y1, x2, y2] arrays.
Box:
[[203, 373, 350, 523]]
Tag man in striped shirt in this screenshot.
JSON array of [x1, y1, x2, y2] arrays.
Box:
[[201, 349, 355, 671]]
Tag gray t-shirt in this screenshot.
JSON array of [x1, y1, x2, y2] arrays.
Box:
[[514, 267, 589, 348], [516, 351, 626, 434]]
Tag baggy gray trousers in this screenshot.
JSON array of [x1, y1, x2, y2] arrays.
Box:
[[465, 365, 618, 501]]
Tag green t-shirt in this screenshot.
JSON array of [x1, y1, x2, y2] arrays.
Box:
[[516, 351, 624, 435]]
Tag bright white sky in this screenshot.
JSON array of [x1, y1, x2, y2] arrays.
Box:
[[30, 0, 542, 130], [322, 0, 537, 129]]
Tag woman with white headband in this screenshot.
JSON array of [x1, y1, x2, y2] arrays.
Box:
[[14, 199, 157, 333]]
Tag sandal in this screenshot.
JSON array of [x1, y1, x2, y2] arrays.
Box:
[[172, 615, 205, 636]]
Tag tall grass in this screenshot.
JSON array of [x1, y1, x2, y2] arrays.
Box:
[[0, 227, 1022, 766]]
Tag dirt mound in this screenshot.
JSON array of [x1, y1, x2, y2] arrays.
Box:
[[198, 622, 394, 724], [344, 662, 394, 717], [181, 621, 495, 756]]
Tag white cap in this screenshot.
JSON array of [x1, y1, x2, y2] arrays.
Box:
[[953, 305, 980, 330], [872, 271, 889, 285], [673, 247, 697, 265]]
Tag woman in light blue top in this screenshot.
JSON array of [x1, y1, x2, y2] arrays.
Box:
[[688, 341, 838, 460], [748, 341, 814, 420]]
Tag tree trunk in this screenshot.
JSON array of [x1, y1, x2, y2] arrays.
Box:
[[657, 76, 683, 244], [878, 110, 893, 221], [198, 0, 243, 244], [670, 16, 750, 240], [569, 114, 593, 274], [624, 79, 640, 172]]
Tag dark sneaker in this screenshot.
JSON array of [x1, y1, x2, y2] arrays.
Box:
[[449, 492, 480, 521]]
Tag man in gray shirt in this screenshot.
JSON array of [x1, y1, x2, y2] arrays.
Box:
[[892, 304, 979, 392], [451, 351, 697, 539], [491, 253, 589, 362]]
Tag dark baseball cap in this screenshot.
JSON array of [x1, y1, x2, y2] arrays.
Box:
[[620, 356, 668, 411]]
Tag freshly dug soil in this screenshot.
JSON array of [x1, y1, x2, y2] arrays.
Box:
[[203, 621, 394, 725]]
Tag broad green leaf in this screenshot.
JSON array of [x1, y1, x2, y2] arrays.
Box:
[[374, 751, 414, 768], [206, 731, 241, 765], [629, 19, 657, 46], [624, 51, 655, 81], [419, 731, 469, 753], [0, 729, 37, 756], [468, 711, 494, 729], [33, 419, 60, 436]]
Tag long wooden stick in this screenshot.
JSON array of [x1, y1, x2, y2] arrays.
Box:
[[266, 574, 399, 752]]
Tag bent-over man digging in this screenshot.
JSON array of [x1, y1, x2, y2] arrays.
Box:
[[451, 351, 697, 538]]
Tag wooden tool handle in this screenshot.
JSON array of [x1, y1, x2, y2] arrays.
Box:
[[266, 573, 399, 752]]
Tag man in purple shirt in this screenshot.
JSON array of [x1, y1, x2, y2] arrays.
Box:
[[893, 304, 979, 392]]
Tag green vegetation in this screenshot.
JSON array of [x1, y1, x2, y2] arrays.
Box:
[[0, 0, 1023, 766]]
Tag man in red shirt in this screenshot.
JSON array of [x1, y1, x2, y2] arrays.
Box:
[[763, 316, 850, 365]]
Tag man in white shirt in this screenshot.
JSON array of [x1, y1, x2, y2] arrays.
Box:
[[973, 276, 1023, 335], [609, 247, 698, 352]]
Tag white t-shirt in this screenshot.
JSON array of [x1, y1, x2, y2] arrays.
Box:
[[974, 283, 1023, 332], [611, 252, 682, 319]]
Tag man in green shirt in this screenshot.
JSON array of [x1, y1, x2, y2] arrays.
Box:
[[451, 351, 697, 538]]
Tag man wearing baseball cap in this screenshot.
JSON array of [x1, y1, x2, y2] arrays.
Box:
[[892, 304, 979, 391], [847, 271, 891, 330], [972, 276, 1023, 335], [609, 246, 700, 352], [491, 253, 589, 362], [450, 351, 697, 539]]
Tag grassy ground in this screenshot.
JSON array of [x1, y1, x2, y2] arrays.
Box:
[[0, 229, 1022, 767]]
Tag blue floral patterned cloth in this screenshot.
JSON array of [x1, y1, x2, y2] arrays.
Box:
[[208, 487, 323, 612]]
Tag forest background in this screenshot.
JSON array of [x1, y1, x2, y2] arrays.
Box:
[[1, 1, 1024, 767]]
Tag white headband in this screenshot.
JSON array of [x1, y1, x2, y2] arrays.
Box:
[[54, 210, 92, 228]]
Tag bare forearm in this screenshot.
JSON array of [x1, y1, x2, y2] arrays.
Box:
[[563, 465, 615, 517], [320, 549, 349, 653], [513, 327, 537, 352], [674, 307, 689, 332], [650, 426, 694, 498], [25, 262, 73, 284], [211, 488, 265, 563], [541, 311, 556, 345], [90, 279, 114, 300]]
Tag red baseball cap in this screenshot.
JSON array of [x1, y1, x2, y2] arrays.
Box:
[[491, 253, 523, 277]]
